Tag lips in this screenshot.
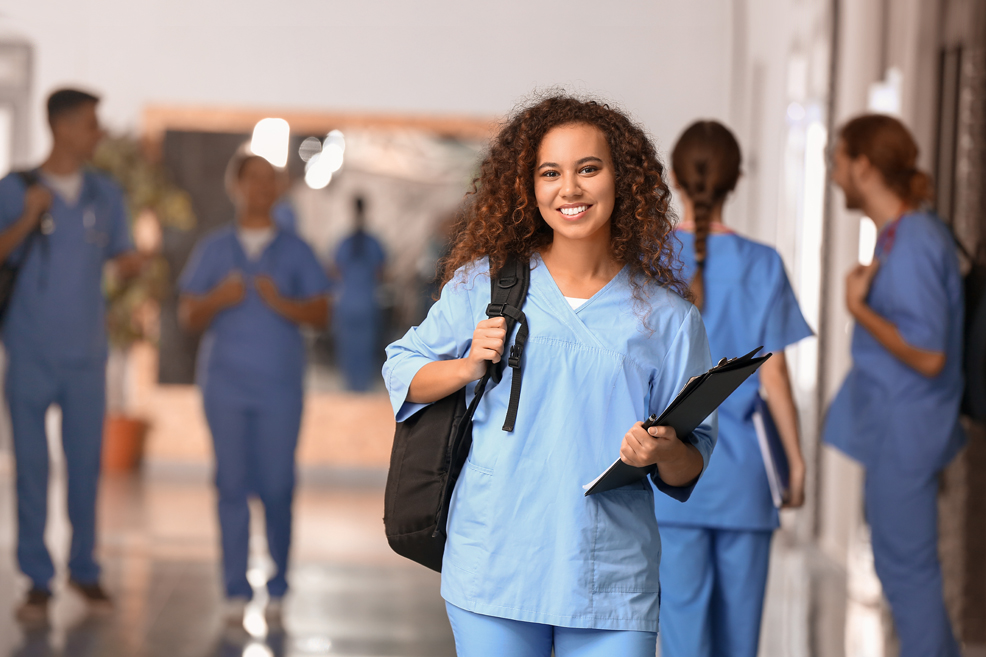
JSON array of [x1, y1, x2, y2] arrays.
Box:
[[558, 204, 591, 219]]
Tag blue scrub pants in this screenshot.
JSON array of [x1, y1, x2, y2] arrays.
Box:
[[865, 460, 960, 657], [203, 393, 302, 600], [445, 603, 657, 657], [5, 351, 106, 590], [333, 305, 379, 392], [657, 525, 772, 657]]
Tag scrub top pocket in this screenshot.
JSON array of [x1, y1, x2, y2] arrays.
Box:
[[444, 463, 495, 577], [591, 485, 660, 593]]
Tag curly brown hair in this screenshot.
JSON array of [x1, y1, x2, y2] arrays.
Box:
[[439, 94, 687, 302]]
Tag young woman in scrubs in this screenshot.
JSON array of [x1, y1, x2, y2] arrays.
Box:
[[652, 121, 812, 657], [384, 95, 717, 657], [824, 114, 963, 657], [178, 154, 331, 623]]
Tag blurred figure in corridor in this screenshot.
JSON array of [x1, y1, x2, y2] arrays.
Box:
[[332, 195, 386, 392], [653, 121, 812, 657], [178, 153, 330, 626], [824, 114, 964, 657], [0, 88, 140, 623]]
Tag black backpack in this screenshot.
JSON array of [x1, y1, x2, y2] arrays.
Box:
[[384, 257, 530, 572], [960, 250, 986, 421], [942, 223, 986, 422], [0, 171, 45, 325]]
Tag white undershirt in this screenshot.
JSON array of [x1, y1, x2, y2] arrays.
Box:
[[564, 296, 589, 310], [41, 170, 84, 206], [237, 226, 276, 261]]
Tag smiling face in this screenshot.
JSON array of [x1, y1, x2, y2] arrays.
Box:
[[236, 156, 279, 217], [52, 102, 104, 162], [534, 123, 617, 246]]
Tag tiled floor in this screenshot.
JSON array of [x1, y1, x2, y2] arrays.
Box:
[[0, 457, 454, 657], [0, 451, 855, 657]]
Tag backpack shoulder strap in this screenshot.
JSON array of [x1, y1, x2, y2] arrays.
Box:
[[16, 169, 41, 187], [486, 256, 530, 432]]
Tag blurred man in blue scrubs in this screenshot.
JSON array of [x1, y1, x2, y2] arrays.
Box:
[[332, 196, 386, 392], [0, 88, 141, 623], [824, 114, 963, 657]]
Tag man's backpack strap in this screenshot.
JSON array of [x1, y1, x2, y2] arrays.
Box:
[[485, 256, 530, 432]]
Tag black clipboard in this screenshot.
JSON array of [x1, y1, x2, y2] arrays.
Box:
[[583, 347, 772, 496]]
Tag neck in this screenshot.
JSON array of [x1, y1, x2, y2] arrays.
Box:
[[540, 228, 620, 283], [862, 188, 909, 231], [41, 145, 84, 176], [237, 210, 274, 230], [681, 197, 724, 227]]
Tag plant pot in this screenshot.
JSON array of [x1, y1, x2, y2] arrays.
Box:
[[102, 414, 149, 473]]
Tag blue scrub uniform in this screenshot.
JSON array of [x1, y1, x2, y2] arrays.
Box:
[[333, 231, 386, 392], [824, 211, 963, 657], [0, 170, 133, 591], [271, 198, 298, 234], [179, 226, 330, 599], [654, 227, 812, 657], [384, 256, 716, 655]]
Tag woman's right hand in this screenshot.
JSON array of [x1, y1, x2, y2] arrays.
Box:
[[463, 317, 507, 380]]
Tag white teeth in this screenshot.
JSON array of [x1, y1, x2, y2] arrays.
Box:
[[561, 205, 588, 216]]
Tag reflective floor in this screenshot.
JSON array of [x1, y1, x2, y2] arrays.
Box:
[[0, 456, 454, 657], [0, 452, 853, 657]]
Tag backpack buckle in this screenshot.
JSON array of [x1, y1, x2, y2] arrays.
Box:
[[486, 303, 506, 317], [508, 344, 523, 368]]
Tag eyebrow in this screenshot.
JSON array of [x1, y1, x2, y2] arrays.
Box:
[[537, 156, 605, 171]]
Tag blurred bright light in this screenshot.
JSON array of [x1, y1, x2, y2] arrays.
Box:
[[325, 129, 345, 152], [320, 143, 345, 173], [243, 607, 268, 638], [242, 643, 274, 657], [299, 136, 322, 163], [0, 107, 12, 178], [294, 636, 333, 654], [250, 118, 290, 168], [801, 120, 827, 328], [303, 130, 345, 189], [867, 67, 903, 116], [304, 154, 334, 190], [858, 216, 877, 265], [786, 102, 806, 123], [246, 566, 268, 587]]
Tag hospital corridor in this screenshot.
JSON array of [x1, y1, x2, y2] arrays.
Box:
[[0, 0, 985, 655]]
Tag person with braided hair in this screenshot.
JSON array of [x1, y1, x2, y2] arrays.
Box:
[[652, 121, 812, 657], [383, 95, 717, 656], [824, 114, 963, 657]]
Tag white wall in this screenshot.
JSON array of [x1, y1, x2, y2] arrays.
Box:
[[0, 0, 732, 165]]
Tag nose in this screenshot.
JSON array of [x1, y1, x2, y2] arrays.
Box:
[[560, 171, 582, 199]]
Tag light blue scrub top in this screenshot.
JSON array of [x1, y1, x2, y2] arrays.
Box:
[[653, 230, 812, 530], [333, 231, 386, 315], [0, 170, 132, 364], [383, 256, 716, 632], [824, 212, 965, 474], [179, 226, 331, 407]]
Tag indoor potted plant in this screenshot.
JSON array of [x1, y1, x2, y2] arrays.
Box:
[[94, 135, 196, 472]]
